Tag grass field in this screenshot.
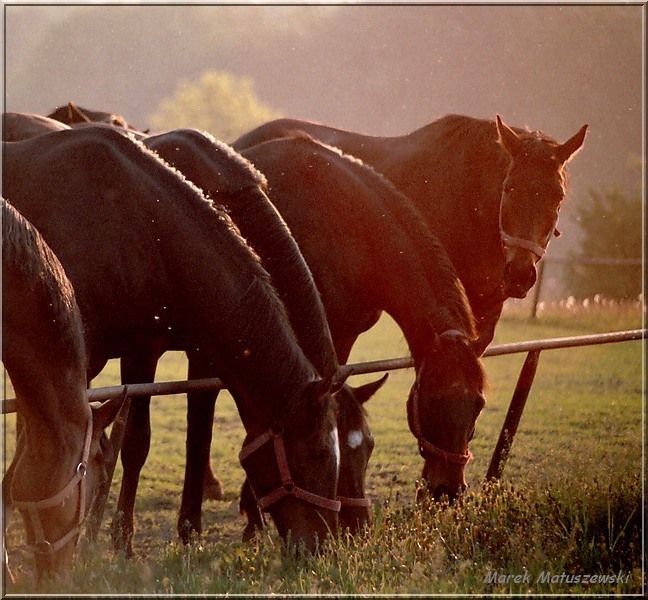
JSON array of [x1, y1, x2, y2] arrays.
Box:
[[2, 299, 644, 595]]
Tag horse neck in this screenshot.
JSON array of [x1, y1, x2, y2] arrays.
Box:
[[155, 211, 318, 428]]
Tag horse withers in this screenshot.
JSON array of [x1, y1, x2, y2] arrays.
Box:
[[233, 114, 587, 354], [2, 199, 126, 580]]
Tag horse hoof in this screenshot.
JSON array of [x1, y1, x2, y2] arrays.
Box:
[[202, 479, 225, 502], [242, 525, 258, 543], [110, 514, 134, 558]]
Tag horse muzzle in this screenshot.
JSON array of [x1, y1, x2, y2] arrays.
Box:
[[503, 259, 537, 299]]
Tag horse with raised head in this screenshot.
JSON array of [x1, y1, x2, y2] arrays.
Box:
[[2, 199, 126, 580], [239, 134, 488, 503], [233, 114, 588, 354], [3, 127, 342, 556]]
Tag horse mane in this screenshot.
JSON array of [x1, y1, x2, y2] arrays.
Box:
[[2, 199, 86, 365], [222, 274, 328, 426], [282, 133, 477, 340], [193, 130, 268, 189], [144, 127, 338, 380]]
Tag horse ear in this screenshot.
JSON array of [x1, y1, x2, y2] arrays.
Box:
[[556, 124, 588, 164], [496, 115, 523, 157], [304, 374, 334, 405], [92, 388, 128, 431], [351, 373, 389, 405], [67, 101, 91, 124], [331, 365, 354, 393]]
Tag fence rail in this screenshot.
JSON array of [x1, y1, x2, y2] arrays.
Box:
[[2, 329, 644, 414], [529, 256, 643, 318]]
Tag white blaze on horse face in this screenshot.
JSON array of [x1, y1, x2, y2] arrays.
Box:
[[347, 430, 364, 450], [330, 427, 340, 473]]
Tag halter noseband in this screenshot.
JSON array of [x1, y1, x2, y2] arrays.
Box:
[[409, 329, 474, 466], [499, 196, 559, 260], [11, 412, 93, 555], [239, 429, 342, 513]]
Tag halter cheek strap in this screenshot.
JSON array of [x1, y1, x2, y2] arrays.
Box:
[[499, 204, 557, 260], [239, 430, 342, 513], [410, 387, 473, 465], [11, 413, 93, 555], [410, 333, 474, 466]]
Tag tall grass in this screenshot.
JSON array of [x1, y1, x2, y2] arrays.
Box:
[[2, 302, 644, 595]]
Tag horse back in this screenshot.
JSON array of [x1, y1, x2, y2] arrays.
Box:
[[3, 112, 70, 142], [3, 127, 263, 369]]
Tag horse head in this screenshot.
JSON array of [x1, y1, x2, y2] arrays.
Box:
[[334, 374, 388, 533], [496, 115, 587, 298], [9, 392, 125, 579], [238, 375, 341, 554], [407, 330, 487, 502]]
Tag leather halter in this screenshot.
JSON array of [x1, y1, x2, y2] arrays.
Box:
[[499, 199, 559, 260], [409, 329, 474, 466], [239, 429, 341, 513], [337, 495, 371, 508], [11, 413, 93, 555]]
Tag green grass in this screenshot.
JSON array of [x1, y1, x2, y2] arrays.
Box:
[[3, 302, 644, 595]]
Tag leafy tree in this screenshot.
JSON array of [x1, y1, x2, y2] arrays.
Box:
[[149, 70, 280, 141], [563, 186, 643, 300]]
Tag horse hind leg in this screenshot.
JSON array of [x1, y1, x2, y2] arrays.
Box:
[[178, 354, 220, 545], [110, 352, 158, 557]]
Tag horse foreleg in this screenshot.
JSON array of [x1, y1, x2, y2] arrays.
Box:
[[110, 352, 158, 557], [178, 354, 219, 544], [240, 477, 264, 542], [472, 301, 504, 356]]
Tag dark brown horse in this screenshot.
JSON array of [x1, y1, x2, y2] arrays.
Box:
[[116, 127, 375, 546], [233, 114, 588, 354], [2, 199, 125, 580], [239, 134, 488, 502], [3, 127, 342, 556]]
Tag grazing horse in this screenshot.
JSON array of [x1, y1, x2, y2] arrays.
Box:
[[233, 114, 588, 354], [239, 134, 488, 502], [2, 199, 125, 580], [141, 129, 382, 534], [3, 127, 342, 556], [3, 112, 69, 141]]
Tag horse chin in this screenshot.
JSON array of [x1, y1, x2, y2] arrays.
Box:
[[271, 498, 336, 555], [418, 462, 467, 504], [504, 282, 530, 299], [339, 507, 370, 535]]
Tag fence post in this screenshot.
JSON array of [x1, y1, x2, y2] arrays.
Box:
[[486, 349, 542, 480], [530, 260, 546, 320]]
